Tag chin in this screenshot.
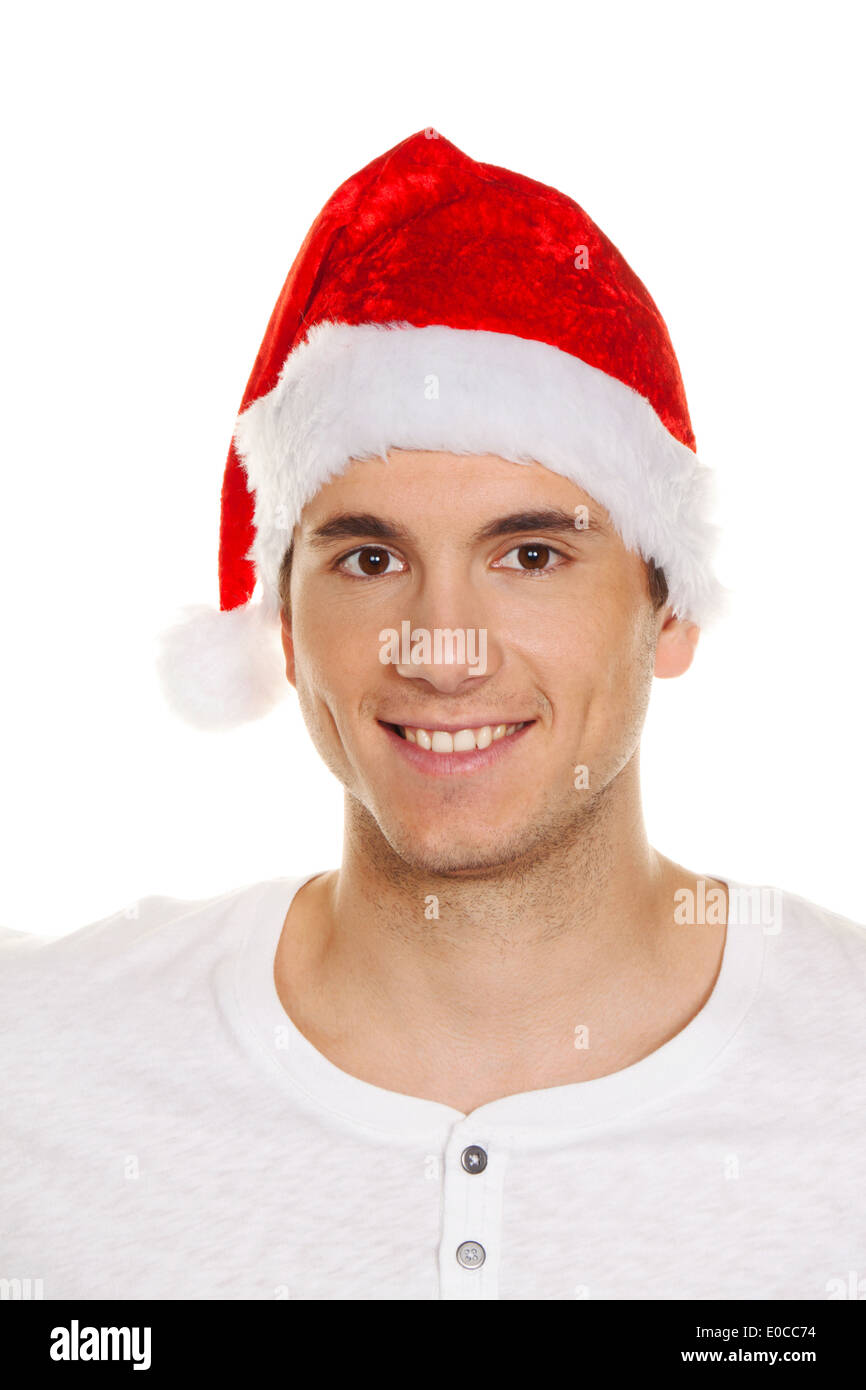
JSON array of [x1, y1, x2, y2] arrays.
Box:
[[375, 811, 553, 879]]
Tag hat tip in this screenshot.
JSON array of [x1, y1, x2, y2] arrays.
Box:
[[155, 602, 288, 731]]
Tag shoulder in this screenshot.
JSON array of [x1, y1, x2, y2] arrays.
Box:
[[762, 883, 866, 957], [0, 876, 303, 1023], [735, 880, 866, 1028]]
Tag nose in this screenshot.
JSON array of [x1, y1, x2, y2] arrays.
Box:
[[394, 624, 492, 693]]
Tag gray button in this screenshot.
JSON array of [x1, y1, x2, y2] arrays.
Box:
[[461, 1145, 488, 1174], [456, 1240, 486, 1269]]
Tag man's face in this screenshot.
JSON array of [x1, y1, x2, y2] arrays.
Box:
[[282, 450, 696, 876]]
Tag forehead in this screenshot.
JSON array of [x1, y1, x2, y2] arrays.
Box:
[[298, 450, 615, 537]]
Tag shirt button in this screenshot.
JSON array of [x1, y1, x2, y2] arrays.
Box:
[[456, 1240, 486, 1269], [461, 1144, 488, 1174]]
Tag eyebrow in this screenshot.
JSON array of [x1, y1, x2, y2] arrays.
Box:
[[307, 513, 411, 548], [472, 508, 608, 542], [306, 507, 608, 549]]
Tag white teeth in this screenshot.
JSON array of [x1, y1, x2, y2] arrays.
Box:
[[452, 729, 476, 752], [396, 722, 526, 753]]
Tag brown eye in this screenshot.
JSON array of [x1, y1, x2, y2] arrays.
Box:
[[494, 542, 561, 575], [340, 546, 405, 577], [517, 544, 550, 569], [358, 547, 388, 575]]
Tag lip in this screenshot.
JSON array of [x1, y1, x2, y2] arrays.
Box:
[[378, 719, 535, 777], [389, 718, 530, 734]]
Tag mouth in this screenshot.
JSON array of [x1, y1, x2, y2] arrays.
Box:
[[385, 720, 531, 752], [377, 718, 535, 776]]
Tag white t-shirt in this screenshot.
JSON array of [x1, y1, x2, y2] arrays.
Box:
[[1, 872, 864, 1301]]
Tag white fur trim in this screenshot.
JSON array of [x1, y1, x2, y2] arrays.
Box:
[[155, 598, 287, 730], [233, 320, 727, 626]]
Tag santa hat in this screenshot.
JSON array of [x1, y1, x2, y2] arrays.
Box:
[[157, 128, 725, 729]]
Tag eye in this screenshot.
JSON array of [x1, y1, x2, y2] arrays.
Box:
[[493, 542, 563, 573], [338, 545, 407, 577]]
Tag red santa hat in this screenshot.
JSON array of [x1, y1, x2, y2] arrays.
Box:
[[157, 128, 725, 729]]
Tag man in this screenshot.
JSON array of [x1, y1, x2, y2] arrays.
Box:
[[2, 130, 863, 1302]]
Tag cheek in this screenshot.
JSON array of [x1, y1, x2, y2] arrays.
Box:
[[292, 589, 353, 684], [291, 661, 360, 790], [557, 594, 655, 731], [290, 595, 383, 760], [289, 607, 348, 731], [598, 615, 657, 750], [293, 575, 389, 677]]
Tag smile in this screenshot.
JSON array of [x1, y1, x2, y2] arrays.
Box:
[[378, 719, 535, 776], [390, 722, 529, 753]]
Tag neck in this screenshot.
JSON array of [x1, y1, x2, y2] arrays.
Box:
[[276, 763, 727, 1111]]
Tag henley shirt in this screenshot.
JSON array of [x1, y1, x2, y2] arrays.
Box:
[[1, 871, 864, 1300]]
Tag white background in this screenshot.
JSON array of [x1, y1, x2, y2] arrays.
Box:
[[0, 1, 862, 934]]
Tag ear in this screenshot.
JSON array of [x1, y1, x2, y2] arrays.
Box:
[[280, 607, 297, 688], [654, 609, 700, 678]]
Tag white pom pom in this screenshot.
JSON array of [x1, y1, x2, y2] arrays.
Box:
[[155, 601, 288, 730]]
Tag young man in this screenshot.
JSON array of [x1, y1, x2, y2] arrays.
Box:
[[2, 130, 864, 1302]]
